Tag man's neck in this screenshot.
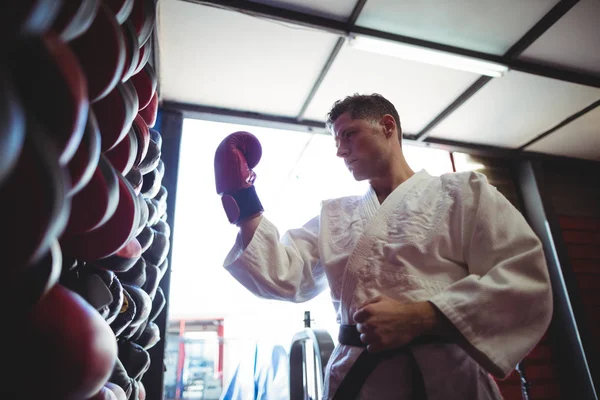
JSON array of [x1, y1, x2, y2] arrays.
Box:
[[370, 160, 415, 204]]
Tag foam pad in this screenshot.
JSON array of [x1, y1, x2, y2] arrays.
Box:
[[139, 91, 158, 128], [136, 225, 154, 253], [6, 240, 62, 317], [62, 155, 119, 236], [122, 78, 140, 115], [92, 237, 142, 273], [138, 138, 160, 175], [110, 287, 136, 337], [141, 167, 162, 199], [0, 0, 62, 40], [132, 37, 152, 76], [149, 128, 162, 150], [153, 219, 170, 239], [105, 0, 135, 24], [130, 63, 156, 111], [121, 284, 151, 332], [9, 33, 88, 165], [89, 382, 128, 400], [154, 185, 167, 206], [154, 186, 167, 219], [125, 318, 148, 349], [143, 228, 169, 267], [115, 256, 146, 287], [136, 322, 160, 350], [69, 3, 125, 102], [142, 261, 159, 299], [144, 197, 158, 226], [136, 194, 149, 236], [1, 123, 69, 270], [66, 109, 101, 196], [61, 171, 140, 260], [61, 268, 114, 319], [132, 114, 150, 166], [92, 83, 137, 152], [157, 257, 168, 280], [104, 128, 138, 177], [127, 0, 155, 48], [118, 340, 151, 381], [7, 285, 118, 399], [91, 269, 125, 325], [148, 286, 165, 322], [121, 19, 140, 82], [126, 167, 143, 195], [52, 0, 100, 41], [0, 70, 26, 187]]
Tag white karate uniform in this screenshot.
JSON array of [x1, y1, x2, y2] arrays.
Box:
[[224, 170, 553, 399]]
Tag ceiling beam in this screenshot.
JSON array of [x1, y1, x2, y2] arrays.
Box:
[[164, 100, 600, 164], [518, 98, 600, 150], [164, 101, 329, 134], [163, 100, 523, 157], [414, 0, 582, 141], [183, 0, 599, 90], [297, 0, 367, 121]]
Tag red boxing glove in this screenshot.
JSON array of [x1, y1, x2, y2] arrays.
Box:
[[214, 131, 264, 224]]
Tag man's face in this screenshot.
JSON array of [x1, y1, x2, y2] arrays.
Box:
[[332, 112, 388, 181]]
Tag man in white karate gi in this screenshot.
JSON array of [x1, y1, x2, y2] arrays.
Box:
[[213, 93, 553, 399]]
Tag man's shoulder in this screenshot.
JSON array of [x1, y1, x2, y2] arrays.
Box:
[[438, 170, 489, 190], [432, 171, 493, 204]]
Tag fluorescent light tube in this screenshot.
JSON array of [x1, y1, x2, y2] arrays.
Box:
[[347, 35, 509, 78]]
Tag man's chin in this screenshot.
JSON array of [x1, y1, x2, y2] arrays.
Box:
[[351, 170, 368, 181]]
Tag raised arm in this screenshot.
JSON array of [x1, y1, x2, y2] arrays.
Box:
[[214, 132, 327, 302]]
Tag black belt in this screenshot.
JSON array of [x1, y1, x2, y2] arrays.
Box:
[[332, 325, 429, 400]]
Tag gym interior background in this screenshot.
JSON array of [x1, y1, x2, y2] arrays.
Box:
[[3, 0, 599, 399]]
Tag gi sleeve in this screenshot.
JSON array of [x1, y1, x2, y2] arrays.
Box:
[[223, 215, 327, 303], [429, 171, 553, 378]]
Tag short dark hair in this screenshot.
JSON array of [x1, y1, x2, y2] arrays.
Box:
[[325, 93, 402, 135]]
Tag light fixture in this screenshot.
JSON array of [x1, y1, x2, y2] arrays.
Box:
[[347, 35, 510, 78]]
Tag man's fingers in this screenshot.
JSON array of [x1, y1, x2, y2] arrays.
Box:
[[360, 296, 382, 308], [367, 343, 384, 354], [360, 332, 378, 345], [353, 307, 370, 323], [356, 323, 373, 333]]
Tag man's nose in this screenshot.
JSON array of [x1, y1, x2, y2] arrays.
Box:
[[336, 142, 348, 158]]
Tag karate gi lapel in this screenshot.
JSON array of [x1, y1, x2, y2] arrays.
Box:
[[339, 170, 431, 323]]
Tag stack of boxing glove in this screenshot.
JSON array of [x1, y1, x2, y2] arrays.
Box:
[[1, 1, 165, 399]]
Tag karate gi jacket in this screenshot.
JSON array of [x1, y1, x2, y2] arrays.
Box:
[[224, 169, 553, 399]]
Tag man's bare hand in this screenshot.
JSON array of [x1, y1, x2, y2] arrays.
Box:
[[353, 296, 441, 353]]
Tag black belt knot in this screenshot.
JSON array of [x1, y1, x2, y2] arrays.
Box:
[[332, 325, 429, 400]]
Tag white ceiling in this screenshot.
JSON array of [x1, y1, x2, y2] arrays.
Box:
[[157, 0, 339, 117], [519, 0, 600, 75], [302, 45, 481, 133], [356, 0, 561, 55], [157, 0, 600, 161], [526, 105, 600, 160], [428, 71, 600, 148]]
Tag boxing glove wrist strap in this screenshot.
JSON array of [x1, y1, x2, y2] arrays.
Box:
[[222, 185, 264, 225]]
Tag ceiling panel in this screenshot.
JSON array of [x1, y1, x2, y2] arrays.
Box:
[[302, 43, 481, 133], [247, 0, 357, 21], [519, 0, 600, 75], [355, 0, 561, 55], [428, 71, 600, 148], [157, 0, 339, 117], [525, 106, 600, 161]]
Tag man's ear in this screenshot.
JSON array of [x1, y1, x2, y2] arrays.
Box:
[[381, 115, 397, 138]]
